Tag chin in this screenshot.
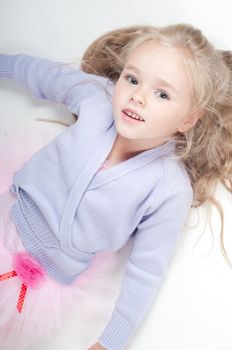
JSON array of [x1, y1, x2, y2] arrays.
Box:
[[114, 122, 135, 138], [116, 128, 138, 140]]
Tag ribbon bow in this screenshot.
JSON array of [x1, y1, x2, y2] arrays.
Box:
[[0, 252, 45, 313]]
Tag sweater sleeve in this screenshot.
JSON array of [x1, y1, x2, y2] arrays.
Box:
[[0, 54, 113, 115], [98, 183, 193, 350]]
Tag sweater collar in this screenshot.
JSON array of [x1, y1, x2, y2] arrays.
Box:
[[88, 123, 176, 189]]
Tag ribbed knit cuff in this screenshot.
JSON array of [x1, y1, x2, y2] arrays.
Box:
[[98, 309, 136, 350], [0, 54, 15, 79]]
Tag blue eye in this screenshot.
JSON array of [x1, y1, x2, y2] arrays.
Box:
[[126, 75, 138, 85], [155, 90, 170, 100]]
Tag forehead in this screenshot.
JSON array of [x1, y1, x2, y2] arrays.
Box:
[[125, 41, 193, 94]]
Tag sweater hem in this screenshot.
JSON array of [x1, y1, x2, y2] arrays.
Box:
[[0, 54, 14, 79], [11, 202, 80, 285], [98, 309, 136, 350]]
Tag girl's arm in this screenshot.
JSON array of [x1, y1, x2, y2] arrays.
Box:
[[98, 183, 193, 350], [0, 54, 113, 116]]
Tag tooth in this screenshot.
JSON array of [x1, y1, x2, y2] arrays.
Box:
[[125, 110, 144, 121]]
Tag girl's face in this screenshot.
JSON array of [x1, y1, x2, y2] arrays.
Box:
[[112, 41, 200, 148]]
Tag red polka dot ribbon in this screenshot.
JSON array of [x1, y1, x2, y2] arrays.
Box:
[[0, 252, 45, 313], [0, 270, 27, 313]]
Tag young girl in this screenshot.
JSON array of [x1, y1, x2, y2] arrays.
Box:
[[0, 23, 232, 350]]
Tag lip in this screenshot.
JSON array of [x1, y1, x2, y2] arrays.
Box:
[[121, 108, 145, 124]]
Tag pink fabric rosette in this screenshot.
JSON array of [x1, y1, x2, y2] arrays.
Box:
[[13, 252, 45, 288], [0, 252, 45, 313]]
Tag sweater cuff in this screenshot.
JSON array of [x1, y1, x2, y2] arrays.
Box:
[[98, 309, 137, 350], [0, 54, 15, 79]]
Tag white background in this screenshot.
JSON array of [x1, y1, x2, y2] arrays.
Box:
[[0, 1, 232, 350]]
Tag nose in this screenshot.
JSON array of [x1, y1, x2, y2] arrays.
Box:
[[130, 87, 146, 106]]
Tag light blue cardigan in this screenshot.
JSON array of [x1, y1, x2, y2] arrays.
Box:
[[0, 54, 193, 350]]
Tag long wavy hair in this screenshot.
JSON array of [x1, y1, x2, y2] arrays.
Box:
[[81, 24, 232, 266]]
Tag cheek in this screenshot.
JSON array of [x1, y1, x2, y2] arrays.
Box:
[[112, 90, 121, 117], [112, 93, 118, 112], [112, 87, 123, 108]]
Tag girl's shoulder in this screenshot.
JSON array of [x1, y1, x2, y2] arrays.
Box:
[[158, 155, 193, 202]]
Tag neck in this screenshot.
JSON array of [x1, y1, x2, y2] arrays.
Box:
[[115, 133, 167, 156], [106, 133, 168, 164]]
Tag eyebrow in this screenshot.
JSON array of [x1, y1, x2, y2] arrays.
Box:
[[124, 65, 178, 94]]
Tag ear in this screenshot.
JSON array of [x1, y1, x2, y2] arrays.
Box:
[[177, 110, 204, 133]]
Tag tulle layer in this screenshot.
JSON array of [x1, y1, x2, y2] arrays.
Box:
[[0, 191, 90, 350]]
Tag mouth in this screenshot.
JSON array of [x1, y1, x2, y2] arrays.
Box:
[[122, 109, 145, 122]]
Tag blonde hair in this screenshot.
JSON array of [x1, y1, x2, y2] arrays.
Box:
[[81, 24, 232, 265]]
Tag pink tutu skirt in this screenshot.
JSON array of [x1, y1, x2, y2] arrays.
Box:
[[0, 121, 90, 349], [0, 191, 77, 349]]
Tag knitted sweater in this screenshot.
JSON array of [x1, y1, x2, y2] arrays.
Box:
[[0, 54, 193, 350]]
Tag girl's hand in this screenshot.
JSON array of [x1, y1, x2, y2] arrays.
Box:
[[88, 342, 107, 350]]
